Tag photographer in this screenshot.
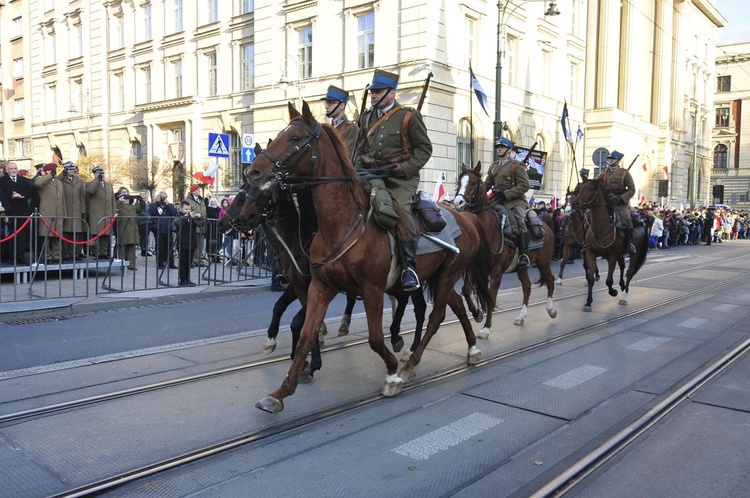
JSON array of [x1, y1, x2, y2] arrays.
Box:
[[172, 200, 203, 286], [116, 190, 139, 271], [147, 191, 178, 269], [85, 166, 115, 259]]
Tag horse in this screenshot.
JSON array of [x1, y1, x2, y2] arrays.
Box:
[[221, 180, 427, 361], [245, 102, 492, 413], [571, 179, 648, 312], [555, 203, 612, 286], [452, 163, 557, 336]]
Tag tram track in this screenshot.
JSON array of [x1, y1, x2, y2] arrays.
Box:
[[14, 256, 746, 498]]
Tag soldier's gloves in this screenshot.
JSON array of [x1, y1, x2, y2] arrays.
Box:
[[608, 194, 620, 204], [390, 163, 407, 179], [494, 189, 507, 201]]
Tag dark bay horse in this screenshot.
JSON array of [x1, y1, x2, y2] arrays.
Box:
[[452, 163, 557, 337], [571, 179, 648, 312], [245, 102, 492, 413], [555, 204, 612, 286]]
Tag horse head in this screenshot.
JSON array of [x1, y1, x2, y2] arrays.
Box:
[[571, 179, 605, 211], [453, 162, 485, 211]]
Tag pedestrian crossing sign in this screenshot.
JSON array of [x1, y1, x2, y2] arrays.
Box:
[[208, 133, 230, 158]]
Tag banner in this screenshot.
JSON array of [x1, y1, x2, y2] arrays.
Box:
[[513, 146, 547, 191]]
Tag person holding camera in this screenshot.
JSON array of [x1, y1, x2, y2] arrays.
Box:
[[34, 163, 67, 263], [148, 191, 178, 270], [172, 200, 204, 286], [60, 162, 87, 260], [85, 165, 115, 259], [183, 184, 207, 267], [116, 189, 139, 271]]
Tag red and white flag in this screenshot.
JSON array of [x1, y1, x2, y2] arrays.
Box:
[[642, 162, 647, 172], [432, 173, 446, 202], [663, 165, 669, 175], [193, 161, 219, 185], [551, 189, 557, 211]]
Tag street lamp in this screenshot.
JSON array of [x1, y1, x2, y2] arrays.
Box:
[[690, 109, 713, 209], [279, 54, 303, 109], [494, 1, 560, 159]]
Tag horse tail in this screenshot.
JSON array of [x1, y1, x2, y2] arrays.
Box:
[[465, 226, 493, 315], [631, 231, 649, 274]]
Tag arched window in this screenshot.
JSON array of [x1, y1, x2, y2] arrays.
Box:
[[455, 117, 473, 176], [131, 140, 143, 161], [714, 144, 728, 169]]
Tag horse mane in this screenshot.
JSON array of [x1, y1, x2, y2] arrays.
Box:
[[319, 122, 367, 211]]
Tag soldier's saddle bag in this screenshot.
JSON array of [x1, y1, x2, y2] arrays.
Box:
[[527, 217, 546, 240], [412, 197, 447, 234]]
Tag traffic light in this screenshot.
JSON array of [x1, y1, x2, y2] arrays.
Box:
[[713, 184, 724, 203], [658, 180, 668, 198]]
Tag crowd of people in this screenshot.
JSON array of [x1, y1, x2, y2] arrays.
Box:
[[0, 160, 238, 286]]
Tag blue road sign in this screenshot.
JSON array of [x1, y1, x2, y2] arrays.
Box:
[[241, 147, 256, 164], [208, 133, 230, 158]]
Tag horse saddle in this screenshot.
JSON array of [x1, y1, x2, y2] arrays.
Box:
[[412, 197, 447, 234]]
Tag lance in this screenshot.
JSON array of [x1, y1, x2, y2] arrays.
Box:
[[350, 84, 370, 163], [626, 154, 640, 171]]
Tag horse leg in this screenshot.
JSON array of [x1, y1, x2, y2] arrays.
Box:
[[359, 284, 401, 397], [389, 293, 407, 353], [556, 243, 570, 286], [403, 290, 427, 362], [264, 285, 297, 354], [256, 281, 337, 413], [515, 268, 531, 325], [338, 295, 357, 336], [447, 290, 481, 365], [582, 251, 597, 312], [618, 256, 626, 292], [538, 248, 558, 319], [289, 306, 317, 384], [606, 256, 618, 297], [461, 280, 483, 323], [478, 271, 503, 339]]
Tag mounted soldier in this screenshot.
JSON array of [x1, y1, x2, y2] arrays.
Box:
[[484, 137, 531, 268], [355, 69, 432, 292], [596, 150, 636, 254], [321, 85, 358, 154]]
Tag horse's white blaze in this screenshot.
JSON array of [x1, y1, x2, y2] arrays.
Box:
[[453, 175, 469, 209]]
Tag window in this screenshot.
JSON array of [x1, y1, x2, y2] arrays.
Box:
[[505, 35, 517, 86], [298, 27, 312, 78], [140, 65, 152, 103], [208, 0, 218, 23], [111, 73, 124, 112], [240, 0, 254, 14], [13, 17, 23, 38], [358, 13, 375, 69], [173, 59, 183, 98], [45, 0, 55, 12], [131, 140, 144, 162], [464, 16, 476, 68], [569, 61, 580, 105], [175, 0, 183, 32], [207, 52, 217, 96], [456, 117, 473, 176], [714, 144, 728, 169], [12, 58, 23, 80], [13, 98, 25, 119], [142, 3, 152, 41], [70, 23, 83, 59], [71, 80, 83, 114], [240, 44, 255, 91], [45, 32, 56, 66], [111, 15, 125, 49], [715, 107, 730, 127], [45, 85, 57, 121], [717, 75, 731, 93]]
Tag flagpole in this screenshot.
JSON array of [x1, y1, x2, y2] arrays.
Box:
[[469, 64, 474, 167]]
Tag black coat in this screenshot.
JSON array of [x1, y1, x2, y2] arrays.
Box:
[[0, 175, 33, 217]]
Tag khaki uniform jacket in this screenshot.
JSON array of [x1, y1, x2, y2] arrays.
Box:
[[184, 194, 207, 234], [34, 174, 67, 237], [86, 179, 116, 235], [334, 116, 359, 155], [597, 166, 635, 204], [116, 202, 139, 246], [484, 156, 530, 211], [60, 174, 86, 232]]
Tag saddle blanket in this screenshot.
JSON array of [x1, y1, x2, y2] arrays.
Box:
[[388, 206, 462, 256]]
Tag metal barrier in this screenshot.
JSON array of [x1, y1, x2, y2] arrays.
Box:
[[0, 213, 274, 302]]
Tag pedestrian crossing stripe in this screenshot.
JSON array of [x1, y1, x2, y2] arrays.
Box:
[[208, 133, 229, 157]]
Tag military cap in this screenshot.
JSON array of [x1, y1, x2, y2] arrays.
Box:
[[63, 161, 76, 170], [607, 150, 624, 160], [320, 85, 349, 104], [580, 168, 589, 176], [494, 137, 514, 149], [43, 163, 57, 172], [369, 69, 399, 90], [34, 163, 45, 171], [92, 166, 104, 174]]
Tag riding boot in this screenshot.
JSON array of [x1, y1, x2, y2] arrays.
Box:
[[398, 239, 420, 292], [623, 228, 637, 255], [517, 232, 530, 269]]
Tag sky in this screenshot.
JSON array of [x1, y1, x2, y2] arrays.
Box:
[[716, 0, 749, 45]]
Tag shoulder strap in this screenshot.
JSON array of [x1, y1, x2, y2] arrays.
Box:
[[401, 109, 413, 152], [365, 105, 403, 138], [511, 160, 517, 185]]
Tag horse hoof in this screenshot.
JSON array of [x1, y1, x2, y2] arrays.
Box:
[[467, 346, 481, 365], [392, 338, 405, 353], [595, 274, 600, 281], [477, 328, 490, 339], [608, 288, 618, 297], [582, 305, 592, 312], [255, 396, 284, 413], [472, 309, 484, 323], [514, 318, 525, 326], [548, 309, 558, 319], [399, 368, 417, 384], [263, 338, 277, 355], [555, 278, 563, 286], [337, 323, 349, 337], [299, 361, 314, 384], [400, 350, 412, 362], [618, 299, 628, 306], [382, 377, 404, 396]]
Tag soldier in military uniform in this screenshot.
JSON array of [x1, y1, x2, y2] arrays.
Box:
[[321, 85, 359, 155], [597, 150, 637, 254], [60, 162, 87, 260], [184, 184, 208, 267], [484, 137, 531, 268], [86, 165, 116, 259], [355, 69, 432, 291]]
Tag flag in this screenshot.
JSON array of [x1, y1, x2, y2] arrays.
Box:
[[663, 165, 669, 175], [470, 67, 490, 116], [561, 102, 573, 144], [551, 189, 557, 211], [193, 161, 219, 185], [576, 126, 584, 143], [642, 162, 647, 172], [432, 173, 446, 202], [640, 193, 647, 204]]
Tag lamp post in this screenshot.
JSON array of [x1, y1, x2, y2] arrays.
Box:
[[689, 109, 712, 209], [279, 54, 303, 109], [494, 1, 560, 160]]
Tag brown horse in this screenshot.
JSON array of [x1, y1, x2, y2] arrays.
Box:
[[571, 179, 648, 312], [245, 103, 492, 413], [452, 163, 557, 337], [555, 203, 612, 286]]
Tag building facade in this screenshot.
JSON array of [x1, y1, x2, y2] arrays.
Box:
[[0, 0, 726, 206]]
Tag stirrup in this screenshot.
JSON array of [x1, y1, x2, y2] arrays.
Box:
[[518, 253, 530, 269], [401, 268, 420, 292], [627, 243, 637, 255]]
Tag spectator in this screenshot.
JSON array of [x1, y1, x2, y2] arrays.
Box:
[[172, 200, 203, 286], [60, 162, 87, 260], [218, 197, 234, 257], [115, 190, 139, 271], [135, 190, 151, 256], [0, 161, 33, 263], [183, 185, 208, 267], [148, 191, 178, 270], [85, 166, 116, 259], [34, 163, 66, 263], [205, 196, 221, 262]]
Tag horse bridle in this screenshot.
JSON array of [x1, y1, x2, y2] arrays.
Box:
[[578, 181, 617, 248], [452, 171, 490, 213]]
